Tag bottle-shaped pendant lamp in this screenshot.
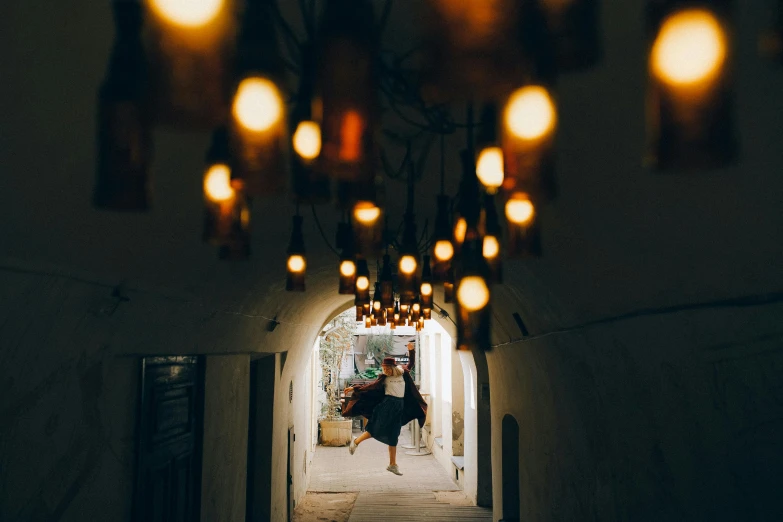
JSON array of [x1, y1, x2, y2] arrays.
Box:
[[646, 0, 737, 170], [95, 0, 152, 211]]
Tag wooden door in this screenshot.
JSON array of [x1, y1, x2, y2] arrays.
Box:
[[135, 356, 204, 522]]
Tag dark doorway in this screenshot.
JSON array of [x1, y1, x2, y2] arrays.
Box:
[[501, 414, 520, 522], [247, 355, 276, 522], [134, 356, 204, 522]]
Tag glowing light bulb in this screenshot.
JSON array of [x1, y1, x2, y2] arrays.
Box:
[[505, 194, 535, 225], [353, 202, 381, 225], [373, 300, 381, 311], [412, 302, 420, 312], [454, 218, 467, 244], [293, 121, 321, 160], [434, 240, 454, 262], [652, 9, 727, 87], [339, 110, 364, 161], [340, 260, 356, 277], [476, 147, 504, 191], [399, 255, 417, 275], [232, 78, 283, 132], [287, 255, 306, 273], [420, 282, 433, 296], [356, 275, 370, 291], [457, 276, 490, 312], [149, 0, 224, 28], [483, 235, 500, 259], [203, 164, 234, 202], [504, 86, 557, 140]]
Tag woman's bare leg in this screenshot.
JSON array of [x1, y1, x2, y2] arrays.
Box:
[[388, 445, 397, 466], [355, 431, 372, 445]]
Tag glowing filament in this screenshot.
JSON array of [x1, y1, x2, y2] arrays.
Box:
[[287, 255, 306, 273], [339, 110, 364, 161], [504, 86, 557, 140], [434, 240, 454, 262], [353, 202, 381, 225], [652, 9, 727, 87], [356, 275, 370, 291], [340, 260, 356, 277], [476, 147, 504, 191], [204, 164, 234, 202], [457, 276, 490, 312], [420, 282, 433, 296], [293, 121, 321, 160], [454, 218, 467, 245], [399, 255, 417, 275], [149, 0, 224, 27], [232, 78, 283, 133], [505, 194, 535, 225], [483, 235, 500, 259]]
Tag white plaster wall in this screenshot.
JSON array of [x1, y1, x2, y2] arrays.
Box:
[[460, 351, 479, 505], [486, 302, 783, 522], [201, 355, 250, 522]]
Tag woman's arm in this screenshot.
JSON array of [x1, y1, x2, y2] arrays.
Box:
[[405, 342, 415, 372]]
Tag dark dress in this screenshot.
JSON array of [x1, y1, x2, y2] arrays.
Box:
[[341, 348, 428, 446], [364, 395, 405, 446]]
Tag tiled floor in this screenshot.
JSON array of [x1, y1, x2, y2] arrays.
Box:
[[308, 427, 460, 493]]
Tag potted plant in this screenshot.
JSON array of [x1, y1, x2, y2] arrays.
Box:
[[318, 311, 356, 446]]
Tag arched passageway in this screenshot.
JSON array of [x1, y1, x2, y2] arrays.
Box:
[[288, 307, 493, 521]]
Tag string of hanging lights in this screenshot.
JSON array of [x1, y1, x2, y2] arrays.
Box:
[[96, 0, 755, 350]]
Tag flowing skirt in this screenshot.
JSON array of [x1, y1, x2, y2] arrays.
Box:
[[365, 395, 404, 446]]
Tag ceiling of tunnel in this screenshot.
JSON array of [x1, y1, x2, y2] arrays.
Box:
[[0, 0, 781, 348]]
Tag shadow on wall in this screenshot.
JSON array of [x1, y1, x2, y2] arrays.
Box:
[[501, 414, 520, 522]]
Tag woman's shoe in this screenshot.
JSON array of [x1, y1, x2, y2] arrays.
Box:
[[386, 464, 403, 476], [349, 438, 357, 455]]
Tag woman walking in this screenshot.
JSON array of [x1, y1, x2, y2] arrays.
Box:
[[342, 342, 427, 475]]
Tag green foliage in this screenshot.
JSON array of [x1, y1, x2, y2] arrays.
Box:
[[365, 332, 394, 362], [354, 367, 383, 380], [319, 310, 357, 421]]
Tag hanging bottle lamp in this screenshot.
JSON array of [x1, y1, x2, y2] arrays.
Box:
[[398, 168, 421, 308], [482, 194, 503, 282], [336, 222, 357, 295], [539, 0, 602, 71], [144, 0, 233, 127], [379, 254, 395, 318], [291, 44, 330, 204], [355, 257, 371, 320], [420, 255, 434, 320], [315, 0, 379, 206], [502, 84, 558, 202], [646, 1, 737, 170], [95, 0, 152, 211], [455, 222, 492, 351], [229, 0, 287, 197], [475, 103, 504, 195], [422, 0, 524, 100], [432, 136, 454, 281], [352, 201, 384, 257], [504, 191, 541, 258], [285, 214, 306, 292], [202, 126, 251, 259]]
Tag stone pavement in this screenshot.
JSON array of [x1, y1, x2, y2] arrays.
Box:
[[308, 427, 460, 493]]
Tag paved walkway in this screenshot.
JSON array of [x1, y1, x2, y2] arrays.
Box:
[[308, 427, 460, 493], [299, 427, 492, 521]]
